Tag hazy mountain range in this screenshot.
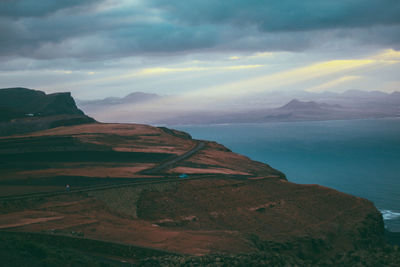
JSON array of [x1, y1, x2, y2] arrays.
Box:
[[77, 90, 400, 125], [76, 92, 160, 114]]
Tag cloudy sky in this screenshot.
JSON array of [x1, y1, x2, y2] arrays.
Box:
[[1, 0, 400, 105]]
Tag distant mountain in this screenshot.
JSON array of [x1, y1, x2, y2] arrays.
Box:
[[278, 99, 323, 110], [263, 96, 398, 122], [77, 92, 160, 113], [0, 87, 95, 136], [341, 89, 389, 98], [153, 96, 399, 125], [77, 91, 160, 106], [257, 99, 350, 122], [289, 90, 400, 109], [278, 99, 342, 111], [123, 92, 160, 102], [392, 91, 400, 97], [72, 89, 400, 125]]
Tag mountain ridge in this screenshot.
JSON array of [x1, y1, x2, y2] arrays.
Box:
[[0, 87, 84, 118], [278, 99, 323, 110], [0, 87, 95, 136], [75, 89, 400, 125]]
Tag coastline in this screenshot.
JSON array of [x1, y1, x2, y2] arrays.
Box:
[[173, 118, 400, 233], [158, 115, 400, 127]]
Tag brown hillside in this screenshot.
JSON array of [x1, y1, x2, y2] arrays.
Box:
[[0, 123, 284, 196], [0, 122, 384, 258]]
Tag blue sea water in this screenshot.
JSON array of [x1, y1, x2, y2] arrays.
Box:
[[174, 118, 400, 232]]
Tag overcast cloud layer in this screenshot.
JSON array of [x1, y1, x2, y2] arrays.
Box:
[[0, 0, 399, 102], [1, 0, 400, 60]]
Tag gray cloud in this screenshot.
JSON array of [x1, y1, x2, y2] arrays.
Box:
[[0, 0, 399, 63], [149, 0, 400, 31], [0, 0, 101, 18]]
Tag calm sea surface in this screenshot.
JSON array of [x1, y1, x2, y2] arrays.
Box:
[[174, 118, 400, 232]]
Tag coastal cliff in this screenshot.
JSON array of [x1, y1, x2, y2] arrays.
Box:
[[0, 88, 396, 266], [0, 88, 95, 136]]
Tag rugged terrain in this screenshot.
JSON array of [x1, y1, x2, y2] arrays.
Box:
[[0, 122, 284, 196], [0, 121, 389, 263], [0, 87, 95, 136], [0, 88, 398, 266]]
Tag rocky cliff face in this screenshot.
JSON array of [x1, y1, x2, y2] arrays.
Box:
[[0, 88, 95, 136], [0, 88, 84, 119]]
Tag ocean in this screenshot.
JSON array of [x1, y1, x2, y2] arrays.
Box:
[[174, 118, 400, 232]]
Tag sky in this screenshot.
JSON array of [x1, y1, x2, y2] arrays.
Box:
[[1, 0, 400, 106]]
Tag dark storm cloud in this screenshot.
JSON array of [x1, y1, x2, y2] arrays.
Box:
[[0, 0, 399, 61], [0, 1, 220, 59], [0, 0, 101, 18], [149, 0, 400, 31]]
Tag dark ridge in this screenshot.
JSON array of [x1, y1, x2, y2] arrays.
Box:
[[0, 87, 96, 136], [0, 176, 162, 187], [0, 87, 83, 118], [76, 91, 160, 107], [0, 151, 174, 163]]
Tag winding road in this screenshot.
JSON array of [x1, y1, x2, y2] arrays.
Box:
[[141, 141, 205, 174], [0, 141, 206, 201]]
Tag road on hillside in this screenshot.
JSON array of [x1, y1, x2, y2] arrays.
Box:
[[0, 141, 206, 201], [141, 141, 205, 174]]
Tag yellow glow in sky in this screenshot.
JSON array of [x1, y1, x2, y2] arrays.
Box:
[[136, 67, 207, 76], [42, 49, 400, 99], [306, 76, 362, 92], [373, 49, 400, 62], [195, 58, 376, 97], [225, 65, 264, 70]]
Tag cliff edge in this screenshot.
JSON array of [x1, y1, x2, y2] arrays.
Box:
[[0, 87, 95, 136]]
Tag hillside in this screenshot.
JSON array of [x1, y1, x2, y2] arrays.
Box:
[[0, 123, 284, 196], [0, 89, 396, 265], [0, 122, 387, 261]]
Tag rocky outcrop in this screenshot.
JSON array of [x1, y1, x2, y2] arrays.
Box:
[[0, 88, 84, 118], [0, 88, 95, 136]]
